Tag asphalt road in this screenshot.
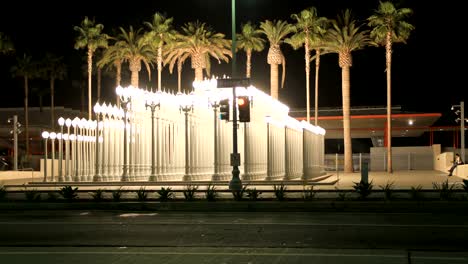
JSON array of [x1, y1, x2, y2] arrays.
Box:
[[0, 210, 467, 263]]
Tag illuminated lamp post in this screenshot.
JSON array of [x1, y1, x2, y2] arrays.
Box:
[[145, 91, 161, 181], [41, 131, 49, 182], [72, 117, 80, 181], [58, 117, 65, 181], [65, 118, 72, 180], [93, 103, 102, 181], [49, 132, 56, 182], [117, 86, 131, 181], [178, 92, 194, 181]]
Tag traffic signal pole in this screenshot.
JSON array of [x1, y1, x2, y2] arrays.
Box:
[[229, 0, 242, 191]]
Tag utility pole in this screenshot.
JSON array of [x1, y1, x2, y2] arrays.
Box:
[[461, 101, 465, 162]]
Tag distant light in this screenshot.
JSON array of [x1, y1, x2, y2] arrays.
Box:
[[408, 120, 414, 125]]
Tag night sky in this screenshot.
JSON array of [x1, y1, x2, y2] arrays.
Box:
[[0, 0, 465, 118]]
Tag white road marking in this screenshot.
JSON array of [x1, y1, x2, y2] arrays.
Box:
[[118, 213, 158, 217]]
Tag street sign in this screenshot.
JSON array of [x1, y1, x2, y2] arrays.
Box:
[[217, 78, 250, 88]]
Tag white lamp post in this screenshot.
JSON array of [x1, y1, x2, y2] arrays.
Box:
[[93, 103, 101, 181], [65, 118, 72, 180], [58, 117, 65, 181], [117, 86, 131, 181], [72, 117, 79, 181], [41, 131, 49, 182], [49, 132, 57, 182], [145, 91, 161, 181], [178, 92, 194, 181]]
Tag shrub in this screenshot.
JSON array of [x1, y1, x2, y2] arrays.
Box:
[[274, 183, 287, 201], [0, 185, 7, 201], [232, 184, 248, 201], [90, 189, 105, 202], [247, 188, 262, 201], [24, 188, 41, 202], [183, 185, 198, 201], [353, 180, 373, 200], [379, 181, 396, 200], [60, 186, 79, 201], [47, 192, 59, 201], [302, 185, 316, 200], [335, 187, 347, 201], [157, 187, 174, 202], [205, 184, 217, 202], [136, 187, 148, 201], [432, 180, 456, 200], [410, 185, 424, 201], [112, 187, 123, 202]]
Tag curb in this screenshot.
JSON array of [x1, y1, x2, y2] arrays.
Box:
[[1, 200, 468, 213]]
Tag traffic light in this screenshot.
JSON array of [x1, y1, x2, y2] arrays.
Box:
[[237, 96, 250, 122], [219, 99, 230, 121]]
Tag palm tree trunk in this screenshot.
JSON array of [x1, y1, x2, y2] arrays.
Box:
[[270, 63, 279, 100], [24, 76, 29, 159], [314, 49, 321, 126], [246, 49, 252, 78], [386, 32, 393, 173], [87, 49, 93, 120], [305, 39, 310, 123], [195, 67, 203, 82], [177, 59, 182, 93], [342, 66, 353, 173], [115, 60, 121, 108], [50, 78, 55, 130], [158, 44, 162, 91], [129, 59, 140, 88], [97, 67, 102, 103]]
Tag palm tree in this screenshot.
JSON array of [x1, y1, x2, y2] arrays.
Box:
[[98, 43, 125, 106], [164, 37, 190, 93], [368, 1, 414, 173], [286, 7, 327, 124], [145, 12, 177, 91], [236, 21, 265, 79], [11, 54, 38, 159], [114, 26, 155, 88], [166, 21, 231, 82], [324, 9, 369, 173], [0, 32, 14, 54], [259, 20, 295, 100], [73, 17, 109, 119], [43, 53, 67, 130]]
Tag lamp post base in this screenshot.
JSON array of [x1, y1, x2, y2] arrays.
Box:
[[229, 166, 242, 191], [149, 174, 157, 181], [92, 175, 101, 182]]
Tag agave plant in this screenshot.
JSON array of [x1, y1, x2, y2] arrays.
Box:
[[59, 186, 79, 201], [90, 189, 105, 202], [353, 180, 373, 200], [273, 183, 287, 201], [157, 187, 174, 202], [112, 187, 124, 202], [247, 188, 262, 201], [205, 184, 217, 202], [379, 181, 396, 200], [183, 185, 198, 201]]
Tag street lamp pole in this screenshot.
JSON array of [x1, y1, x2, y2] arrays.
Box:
[[179, 93, 194, 181], [65, 118, 72, 181], [117, 86, 131, 181], [93, 104, 101, 182], [41, 131, 49, 182], [49, 132, 56, 182], [58, 117, 65, 181], [461, 101, 465, 162], [145, 92, 161, 181], [452, 101, 466, 161]]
